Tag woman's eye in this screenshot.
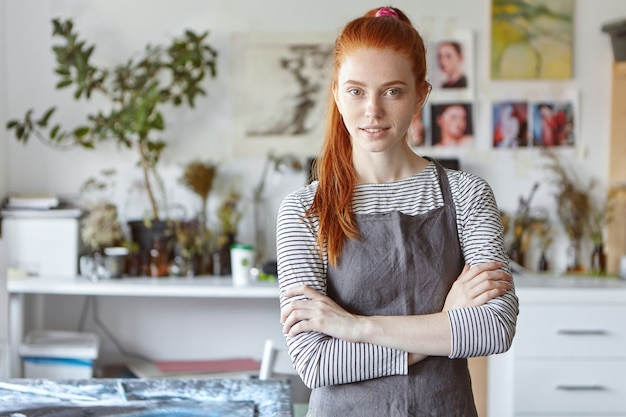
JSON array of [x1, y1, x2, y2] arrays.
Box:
[[386, 88, 400, 96], [348, 89, 361, 96]]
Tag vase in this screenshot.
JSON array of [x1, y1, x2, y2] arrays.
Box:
[[212, 234, 235, 276], [149, 238, 170, 277], [566, 240, 584, 273], [538, 252, 549, 272], [590, 244, 606, 275], [128, 220, 174, 276]]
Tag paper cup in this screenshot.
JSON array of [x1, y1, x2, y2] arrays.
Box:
[[230, 244, 255, 286]]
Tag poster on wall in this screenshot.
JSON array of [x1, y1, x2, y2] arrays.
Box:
[[430, 102, 475, 148], [233, 33, 334, 157], [490, 0, 574, 79], [530, 100, 576, 147], [490, 99, 577, 149], [429, 30, 475, 101], [492, 101, 529, 148]]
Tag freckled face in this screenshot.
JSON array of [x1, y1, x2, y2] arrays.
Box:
[[333, 48, 420, 154]]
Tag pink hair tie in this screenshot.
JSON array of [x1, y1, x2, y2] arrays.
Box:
[[375, 7, 399, 18]]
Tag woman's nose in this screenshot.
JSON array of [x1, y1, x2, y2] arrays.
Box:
[[365, 97, 383, 119]]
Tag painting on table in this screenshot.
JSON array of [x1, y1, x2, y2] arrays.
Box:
[[491, 0, 574, 79], [0, 378, 292, 417]]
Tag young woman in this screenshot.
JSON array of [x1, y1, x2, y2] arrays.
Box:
[[277, 7, 518, 416]]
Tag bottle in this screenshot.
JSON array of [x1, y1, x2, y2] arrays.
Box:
[[538, 252, 549, 272], [590, 244, 606, 275], [149, 238, 169, 277]]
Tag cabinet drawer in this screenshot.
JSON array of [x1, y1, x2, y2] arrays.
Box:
[[515, 305, 626, 357], [514, 359, 626, 414]]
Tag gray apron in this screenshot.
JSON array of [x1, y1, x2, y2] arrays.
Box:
[[308, 161, 477, 417]]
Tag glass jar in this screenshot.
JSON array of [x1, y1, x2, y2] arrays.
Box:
[[149, 239, 170, 277], [590, 244, 606, 275]]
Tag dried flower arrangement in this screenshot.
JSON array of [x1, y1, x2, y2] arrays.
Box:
[[79, 169, 126, 254], [180, 160, 218, 228], [215, 190, 243, 248], [500, 182, 548, 265], [543, 151, 594, 244]]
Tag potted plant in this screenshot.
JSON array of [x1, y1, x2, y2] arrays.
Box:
[[6, 18, 219, 273], [178, 160, 218, 274]]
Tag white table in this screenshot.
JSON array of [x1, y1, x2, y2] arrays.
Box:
[[7, 275, 280, 378]]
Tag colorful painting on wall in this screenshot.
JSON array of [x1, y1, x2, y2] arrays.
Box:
[[492, 101, 529, 148], [491, 0, 574, 79], [530, 101, 576, 147]]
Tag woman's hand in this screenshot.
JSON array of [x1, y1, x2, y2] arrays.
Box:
[[443, 262, 513, 311], [281, 285, 361, 341]]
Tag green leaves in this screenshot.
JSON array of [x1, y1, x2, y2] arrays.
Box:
[[6, 17, 219, 221]]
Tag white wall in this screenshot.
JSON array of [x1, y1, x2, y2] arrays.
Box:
[[2, 0, 625, 363], [0, 0, 9, 347]]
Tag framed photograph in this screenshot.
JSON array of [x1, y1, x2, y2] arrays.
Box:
[[492, 101, 529, 148], [430, 102, 475, 147], [530, 100, 576, 147], [233, 33, 335, 156], [429, 30, 475, 101]]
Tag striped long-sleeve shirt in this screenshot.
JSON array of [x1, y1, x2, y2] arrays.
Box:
[[276, 162, 519, 389]]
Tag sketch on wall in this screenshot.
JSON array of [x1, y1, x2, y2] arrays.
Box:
[[490, 0, 574, 79], [234, 33, 334, 156]]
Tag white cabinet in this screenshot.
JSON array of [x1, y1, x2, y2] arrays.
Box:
[[488, 274, 626, 417]]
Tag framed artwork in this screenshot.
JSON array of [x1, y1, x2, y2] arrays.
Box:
[[430, 102, 475, 147], [492, 101, 529, 148], [429, 30, 475, 101], [491, 0, 574, 79], [233, 33, 335, 156], [530, 100, 576, 147]]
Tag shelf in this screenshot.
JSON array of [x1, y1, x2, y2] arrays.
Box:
[[7, 275, 280, 299]]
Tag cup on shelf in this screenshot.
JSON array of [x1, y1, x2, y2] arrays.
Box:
[[230, 244, 255, 286], [104, 247, 129, 279]]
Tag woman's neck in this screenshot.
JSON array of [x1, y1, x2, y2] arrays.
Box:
[[353, 148, 429, 184]]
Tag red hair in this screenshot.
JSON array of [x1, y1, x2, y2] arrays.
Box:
[[306, 7, 431, 266]]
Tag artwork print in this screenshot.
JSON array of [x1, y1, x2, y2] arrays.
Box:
[[429, 30, 475, 102], [491, 0, 574, 79], [430, 102, 474, 147], [234, 33, 334, 156], [492, 101, 529, 148], [530, 100, 575, 147]]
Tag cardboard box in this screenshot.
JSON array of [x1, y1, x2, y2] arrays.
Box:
[[19, 330, 99, 379]]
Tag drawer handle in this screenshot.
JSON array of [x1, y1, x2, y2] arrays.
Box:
[[556, 385, 606, 392], [557, 329, 607, 336]]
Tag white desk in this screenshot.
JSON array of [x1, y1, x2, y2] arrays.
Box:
[[7, 276, 280, 378]]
